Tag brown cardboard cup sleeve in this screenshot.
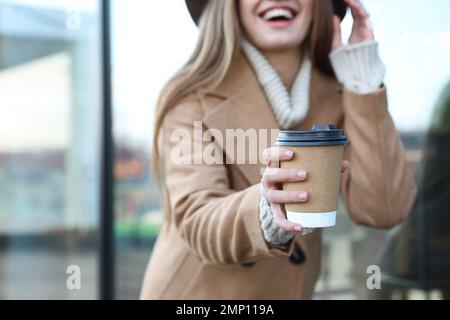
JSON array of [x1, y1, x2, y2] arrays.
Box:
[[276, 124, 347, 228]]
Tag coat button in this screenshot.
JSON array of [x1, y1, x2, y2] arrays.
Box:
[[289, 249, 306, 265], [242, 261, 256, 268]]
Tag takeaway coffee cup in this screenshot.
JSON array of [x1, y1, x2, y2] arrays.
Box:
[[276, 124, 347, 228]]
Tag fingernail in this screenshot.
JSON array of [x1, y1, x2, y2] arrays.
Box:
[[298, 192, 308, 201], [296, 170, 307, 179], [294, 225, 302, 232], [284, 150, 293, 158]]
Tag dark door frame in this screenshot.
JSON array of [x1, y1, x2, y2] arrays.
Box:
[[100, 0, 114, 300]]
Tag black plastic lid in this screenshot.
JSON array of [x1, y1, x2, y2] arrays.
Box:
[[276, 124, 347, 147]]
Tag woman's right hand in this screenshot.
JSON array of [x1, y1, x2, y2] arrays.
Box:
[[261, 147, 308, 233], [261, 146, 351, 233]]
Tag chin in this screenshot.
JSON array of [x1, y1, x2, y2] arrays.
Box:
[[256, 38, 303, 51]]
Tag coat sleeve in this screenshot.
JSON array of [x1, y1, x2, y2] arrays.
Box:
[[340, 86, 417, 229], [161, 94, 296, 264]]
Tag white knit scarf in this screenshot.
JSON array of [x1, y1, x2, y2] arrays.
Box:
[[241, 39, 312, 129]]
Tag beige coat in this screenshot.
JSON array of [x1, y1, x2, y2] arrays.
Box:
[[140, 52, 417, 299]]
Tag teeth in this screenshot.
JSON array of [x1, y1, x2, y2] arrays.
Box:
[[263, 8, 294, 20]]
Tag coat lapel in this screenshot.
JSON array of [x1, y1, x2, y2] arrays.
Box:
[[201, 51, 343, 185], [202, 52, 278, 185]]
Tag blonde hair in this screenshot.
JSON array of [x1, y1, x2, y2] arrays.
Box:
[[151, 0, 240, 177]]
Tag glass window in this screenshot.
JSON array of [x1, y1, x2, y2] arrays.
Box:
[[0, 0, 102, 299]]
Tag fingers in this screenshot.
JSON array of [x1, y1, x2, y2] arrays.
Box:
[[271, 202, 303, 232], [345, 0, 369, 20], [341, 160, 351, 173], [262, 147, 294, 166], [262, 168, 307, 185], [262, 159, 350, 186], [266, 189, 308, 204], [345, 0, 374, 44], [332, 15, 343, 50]]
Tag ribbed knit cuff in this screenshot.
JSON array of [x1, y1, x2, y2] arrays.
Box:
[[259, 187, 294, 246], [329, 41, 386, 95], [258, 190, 315, 245]]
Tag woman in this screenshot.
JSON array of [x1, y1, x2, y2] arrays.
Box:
[[140, 0, 417, 299]]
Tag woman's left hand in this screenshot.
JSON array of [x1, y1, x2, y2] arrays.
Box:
[[332, 0, 374, 50]]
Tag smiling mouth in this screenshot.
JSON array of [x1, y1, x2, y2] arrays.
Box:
[[259, 7, 298, 22]]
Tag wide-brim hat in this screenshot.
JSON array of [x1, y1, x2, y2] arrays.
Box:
[[185, 0, 348, 24]]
